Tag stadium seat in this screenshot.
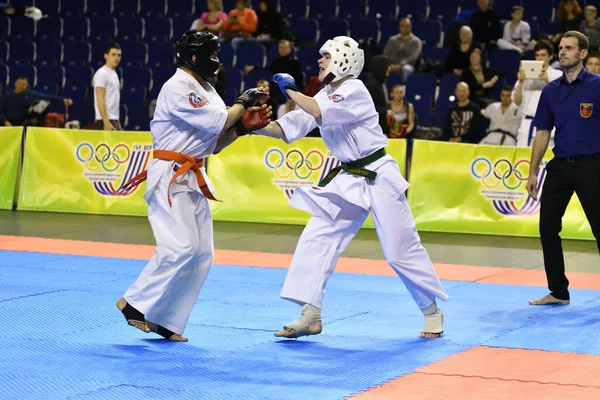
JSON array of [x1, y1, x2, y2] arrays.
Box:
[[36, 17, 63, 41], [140, 0, 168, 17], [37, 65, 66, 89]]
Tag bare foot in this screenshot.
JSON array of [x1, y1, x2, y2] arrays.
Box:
[[274, 320, 322, 338], [529, 294, 569, 305], [116, 296, 150, 333], [146, 321, 188, 342]]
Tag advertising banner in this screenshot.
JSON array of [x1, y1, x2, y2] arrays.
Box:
[[208, 137, 407, 228], [407, 140, 593, 240], [0, 127, 24, 210], [18, 128, 153, 216]]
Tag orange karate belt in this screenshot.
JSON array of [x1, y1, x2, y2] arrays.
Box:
[[117, 149, 219, 206]]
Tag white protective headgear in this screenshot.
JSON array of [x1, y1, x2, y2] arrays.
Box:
[[319, 36, 364, 84]]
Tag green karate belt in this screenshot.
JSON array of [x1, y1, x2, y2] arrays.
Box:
[[318, 148, 387, 187]]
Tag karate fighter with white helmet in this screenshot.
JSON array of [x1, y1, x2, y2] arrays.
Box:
[[116, 30, 271, 341], [253, 36, 448, 339]]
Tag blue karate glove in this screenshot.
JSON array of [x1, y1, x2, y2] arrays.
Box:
[[273, 73, 300, 99]]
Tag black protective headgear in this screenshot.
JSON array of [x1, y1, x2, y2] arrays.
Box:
[[175, 30, 221, 79]]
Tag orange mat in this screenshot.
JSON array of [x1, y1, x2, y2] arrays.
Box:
[[1, 235, 599, 289], [350, 346, 600, 399], [349, 372, 600, 400]]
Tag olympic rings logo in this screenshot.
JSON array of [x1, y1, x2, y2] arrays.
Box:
[[75, 142, 131, 172], [471, 157, 530, 190], [265, 148, 325, 179]]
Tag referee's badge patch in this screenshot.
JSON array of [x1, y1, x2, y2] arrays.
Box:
[[580, 103, 593, 118]]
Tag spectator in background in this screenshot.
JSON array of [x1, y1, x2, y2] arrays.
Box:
[[461, 48, 502, 108], [497, 5, 532, 54], [586, 53, 600, 73], [387, 84, 415, 138], [552, 0, 584, 46], [383, 18, 422, 84], [445, 25, 478, 76], [254, 0, 286, 46], [365, 55, 391, 136], [93, 43, 122, 130], [243, 40, 303, 115], [580, 5, 600, 51], [443, 82, 482, 143], [256, 79, 279, 119], [268, 40, 304, 115], [469, 0, 501, 51], [214, 66, 227, 99], [0, 76, 73, 126], [193, 0, 227, 37], [222, 0, 258, 48], [479, 85, 521, 146]]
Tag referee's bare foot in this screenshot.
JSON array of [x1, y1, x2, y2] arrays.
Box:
[[146, 321, 188, 342], [116, 296, 150, 333], [529, 294, 570, 305]]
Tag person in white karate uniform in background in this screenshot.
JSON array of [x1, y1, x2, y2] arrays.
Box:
[[253, 36, 448, 339], [116, 30, 270, 342], [479, 85, 522, 146]]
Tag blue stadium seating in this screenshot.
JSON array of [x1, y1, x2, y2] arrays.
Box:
[[9, 40, 36, 65], [338, 0, 367, 20], [36, 0, 62, 16], [0, 42, 9, 65], [35, 41, 64, 67], [0, 0, 567, 131], [10, 17, 36, 40], [37, 17, 63, 41], [38, 65, 67, 89], [140, 0, 168, 17]]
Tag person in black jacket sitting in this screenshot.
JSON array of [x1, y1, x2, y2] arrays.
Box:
[[445, 25, 479, 75], [364, 55, 391, 135], [443, 82, 483, 143], [461, 48, 502, 108], [254, 0, 286, 46]]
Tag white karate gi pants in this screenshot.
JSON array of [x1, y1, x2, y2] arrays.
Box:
[[280, 165, 448, 311], [124, 166, 214, 335], [517, 115, 555, 148]]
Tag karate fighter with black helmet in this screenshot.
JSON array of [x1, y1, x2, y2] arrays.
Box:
[[252, 36, 448, 339], [116, 30, 271, 341]]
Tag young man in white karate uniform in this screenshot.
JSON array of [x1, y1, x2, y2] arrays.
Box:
[[254, 36, 448, 339], [480, 85, 522, 146], [116, 30, 270, 341]]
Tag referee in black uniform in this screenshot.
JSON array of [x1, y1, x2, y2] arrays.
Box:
[[527, 30, 600, 305]]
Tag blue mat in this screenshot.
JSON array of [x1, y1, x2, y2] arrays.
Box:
[[1, 250, 600, 400]]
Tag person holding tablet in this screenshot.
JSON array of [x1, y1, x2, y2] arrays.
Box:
[[513, 40, 563, 147]]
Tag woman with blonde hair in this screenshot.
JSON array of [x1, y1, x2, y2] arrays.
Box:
[[387, 84, 415, 138]]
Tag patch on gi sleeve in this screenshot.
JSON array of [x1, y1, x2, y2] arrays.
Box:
[[188, 92, 208, 108], [328, 94, 345, 103]]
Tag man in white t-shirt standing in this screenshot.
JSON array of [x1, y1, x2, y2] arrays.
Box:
[[93, 43, 122, 130], [513, 40, 562, 147]]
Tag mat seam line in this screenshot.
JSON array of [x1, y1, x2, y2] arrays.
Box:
[[413, 371, 600, 388]]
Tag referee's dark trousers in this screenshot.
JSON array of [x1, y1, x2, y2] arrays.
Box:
[[539, 154, 600, 300]]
